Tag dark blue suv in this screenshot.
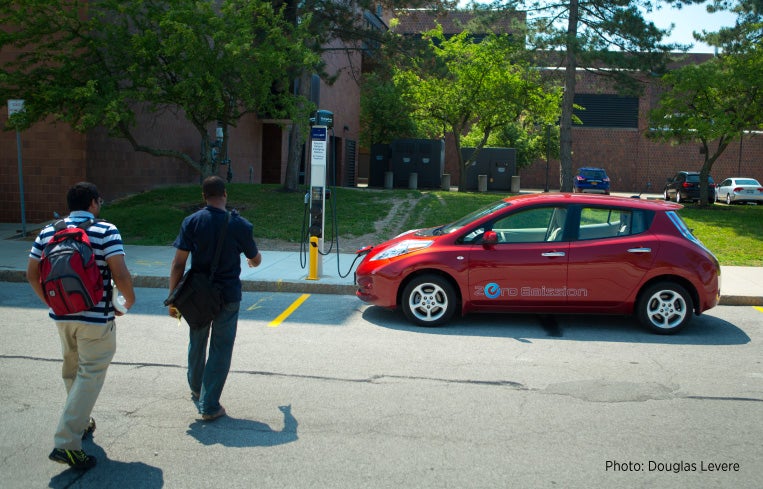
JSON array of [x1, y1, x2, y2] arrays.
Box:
[[573, 167, 610, 194]]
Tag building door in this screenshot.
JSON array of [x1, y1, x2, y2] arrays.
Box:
[[261, 123, 282, 184]]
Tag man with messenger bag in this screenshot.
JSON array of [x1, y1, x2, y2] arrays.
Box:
[[166, 176, 262, 421]]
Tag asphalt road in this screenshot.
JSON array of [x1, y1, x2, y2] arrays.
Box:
[[2, 283, 762, 489]]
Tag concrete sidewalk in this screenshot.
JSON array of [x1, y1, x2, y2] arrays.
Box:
[[0, 223, 760, 305]]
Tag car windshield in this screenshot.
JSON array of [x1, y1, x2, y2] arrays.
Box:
[[429, 200, 511, 236]]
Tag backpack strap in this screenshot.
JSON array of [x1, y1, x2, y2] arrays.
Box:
[[53, 219, 68, 232], [209, 212, 230, 280]]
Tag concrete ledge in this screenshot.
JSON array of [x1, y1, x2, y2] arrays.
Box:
[[719, 295, 763, 307]]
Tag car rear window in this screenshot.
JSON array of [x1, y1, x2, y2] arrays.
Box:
[[686, 174, 715, 183], [736, 179, 759, 186], [580, 169, 607, 179]]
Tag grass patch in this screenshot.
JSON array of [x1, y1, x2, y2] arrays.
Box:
[[678, 205, 763, 266], [101, 185, 761, 266]]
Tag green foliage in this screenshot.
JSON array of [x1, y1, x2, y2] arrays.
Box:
[[359, 73, 421, 146], [392, 24, 559, 188], [0, 0, 320, 176], [699, 0, 763, 52]]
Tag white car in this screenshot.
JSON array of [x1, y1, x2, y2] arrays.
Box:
[[715, 178, 763, 205]]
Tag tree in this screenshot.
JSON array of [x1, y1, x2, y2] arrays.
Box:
[[698, 0, 762, 52], [0, 0, 319, 178], [648, 48, 763, 205], [477, 0, 692, 191], [360, 72, 421, 147], [393, 25, 560, 190]]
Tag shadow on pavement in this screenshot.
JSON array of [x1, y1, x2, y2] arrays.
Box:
[[362, 306, 751, 346], [186, 404, 298, 448], [48, 441, 163, 489]]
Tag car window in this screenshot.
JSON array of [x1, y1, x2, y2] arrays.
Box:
[[486, 207, 566, 243], [577, 207, 653, 240], [580, 169, 606, 179], [722, 179, 731, 187], [737, 179, 759, 186]]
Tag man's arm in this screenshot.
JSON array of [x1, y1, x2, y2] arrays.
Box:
[[247, 252, 262, 268], [106, 254, 135, 314], [168, 249, 190, 318], [26, 258, 47, 305]]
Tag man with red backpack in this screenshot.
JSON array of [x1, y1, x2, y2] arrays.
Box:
[[26, 181, 135, 470]]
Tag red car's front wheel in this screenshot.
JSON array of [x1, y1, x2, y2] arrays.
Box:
[[401, 274, 457, 327]]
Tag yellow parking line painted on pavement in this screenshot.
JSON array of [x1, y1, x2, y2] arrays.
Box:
[[268, 294, 311, 328], [754, 306, 763, 313]]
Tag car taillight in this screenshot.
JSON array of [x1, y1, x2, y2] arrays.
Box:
[[576, 176, 585, 181], [603, 177, 610, 182], [758, 188, 763, 192], [733, 187, 743, 193], [681, 182, 693, 188]]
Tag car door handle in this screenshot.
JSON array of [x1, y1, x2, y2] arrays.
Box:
[[627, 247, 652, 253], [541, 251, 566, 257]]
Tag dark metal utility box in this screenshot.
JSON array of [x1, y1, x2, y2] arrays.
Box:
[[462, 147, 517, 191]]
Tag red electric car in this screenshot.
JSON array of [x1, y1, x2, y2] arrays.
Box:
[[355, 193, 720, 334]]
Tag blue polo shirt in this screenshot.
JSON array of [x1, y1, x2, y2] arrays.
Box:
[[172, 206, 259, 303]]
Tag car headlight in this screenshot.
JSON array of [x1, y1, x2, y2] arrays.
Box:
[[370, 240, 433, 261]]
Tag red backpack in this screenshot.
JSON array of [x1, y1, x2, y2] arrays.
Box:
[[39, 219, 105, 315]]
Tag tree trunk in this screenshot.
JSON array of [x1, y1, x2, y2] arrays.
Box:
[[559, 0, 580, 193]]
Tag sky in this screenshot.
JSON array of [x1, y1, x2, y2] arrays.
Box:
[[643, 2, 738, 53], [459, 1, 740, 54]]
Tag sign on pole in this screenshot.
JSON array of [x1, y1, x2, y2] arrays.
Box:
[[8, 99, 25, 115]]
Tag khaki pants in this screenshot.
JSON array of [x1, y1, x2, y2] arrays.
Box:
[[54, 320, 116, 450]]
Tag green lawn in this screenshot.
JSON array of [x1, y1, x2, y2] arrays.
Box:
[[100, 184, 762, 266]]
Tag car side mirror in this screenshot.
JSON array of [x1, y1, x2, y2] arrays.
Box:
[[482, 230, 498, 246]]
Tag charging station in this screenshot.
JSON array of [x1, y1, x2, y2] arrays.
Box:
[[306, 110, 333, 280]]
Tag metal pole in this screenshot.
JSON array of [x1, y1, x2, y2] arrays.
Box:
[[545, 124, 551, 192], [16, 129, 26, 236], [737, 133, 743, 175]]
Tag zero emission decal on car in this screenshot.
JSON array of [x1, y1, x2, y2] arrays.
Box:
[[475, 282, 589, 298]]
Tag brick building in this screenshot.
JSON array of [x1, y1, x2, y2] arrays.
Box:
[[2, 7, 761, 224]]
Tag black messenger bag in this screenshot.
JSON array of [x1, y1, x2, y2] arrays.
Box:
[[164, 212, 229, 328]]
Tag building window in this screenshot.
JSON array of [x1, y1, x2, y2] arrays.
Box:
[[573, 94, 638, 128]]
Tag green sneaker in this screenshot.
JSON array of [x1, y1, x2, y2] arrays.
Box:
[[49, 448, 97, 470], [82, 417, 96, 440]]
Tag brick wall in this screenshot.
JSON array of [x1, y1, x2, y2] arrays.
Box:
[[0, 116, 86, 223]]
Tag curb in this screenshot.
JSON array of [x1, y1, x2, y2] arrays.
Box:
[[0, 270, 358, 296], [2, 269, 758, 303]]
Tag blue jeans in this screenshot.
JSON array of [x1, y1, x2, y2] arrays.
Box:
[[187, 302, 240, 415]]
